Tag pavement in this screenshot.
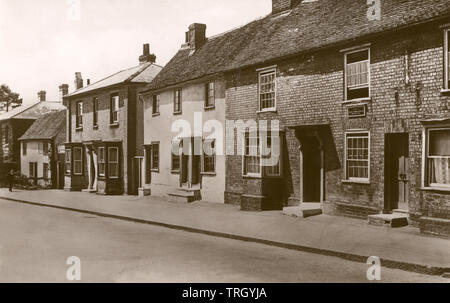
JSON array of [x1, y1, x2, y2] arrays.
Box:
[[1, 199, 447, 283], [0, 188, 449, 276]]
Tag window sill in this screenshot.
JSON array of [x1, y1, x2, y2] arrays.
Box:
[[440, 89, 450, 96], [110, 123, 119, 128], [341, 179, 371, 185], [171, 170, 180, 174], [151, 169, 160, 173], [93, 125, 99, 130], [173, 111, 182, 116], [420, 187, 450, 193], [204, 106, 215, 111], [243, 174, 262, 179], [257, 108, 277, 114], [343, 97, 371, 105], [152, 113, 160, 117], [75, 127, 83, 132], [201, 172, 216, 176]]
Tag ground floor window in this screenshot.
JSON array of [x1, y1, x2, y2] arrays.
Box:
[[202, 139, 216, 174], [243, 131, 282, 177], [98, 147, 105, 177], [73, 147, 83, 175], [29, 162, 37, 178], [43, 163, 49, 180], [426, 128, 450, 187], [151, 142, 160, 171], [65, 149, 71, 174], [108, 147, 119, 178], [345, 132, 370, 182]]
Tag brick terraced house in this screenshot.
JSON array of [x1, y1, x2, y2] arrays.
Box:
[[63, 44, 162, 195], [144, 0, 450, 237]]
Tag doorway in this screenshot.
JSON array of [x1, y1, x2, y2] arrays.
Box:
[[132, 157, 143, 195], [384, 133, 409, 212], [300, 135, 324, 203], [180, 137, 201, 189]]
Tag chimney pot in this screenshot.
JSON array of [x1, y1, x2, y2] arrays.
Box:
[[37, 90, 46, 102], [59, 84, 69, 101], [188, 23, 207, 51], [139, 43, 156, 64]]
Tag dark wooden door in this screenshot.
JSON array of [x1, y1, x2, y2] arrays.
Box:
[[302, 136, 321, 202]]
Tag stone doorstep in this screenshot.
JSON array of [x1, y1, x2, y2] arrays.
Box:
[[283, 203, 323, 218], [167, 188, 201, 203], [368, 213, 409, 228]]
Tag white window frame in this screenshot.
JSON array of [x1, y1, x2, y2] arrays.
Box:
[[73, 147, 83, 175], [76, 101, 83, 128], [205, 82, 215, 108], [110, 95, 119, 124], [444, 29, 450, 90], [65, 149, 71, 174], [201, 139, 216, 174], [344, 131, 370, 183], [152, 94, 160, 115], [344, 48, 371, 102], [98, 147, 105, 177], [108, 147, 119, 178], [258, 68, 277, 112], [425, 127, 450, 188], [174, 89, 182, 114]]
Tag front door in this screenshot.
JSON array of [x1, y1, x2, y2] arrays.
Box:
[[384, 133, 409, 212], [180, 137, 201, 189], [301, 135, 323, 203]]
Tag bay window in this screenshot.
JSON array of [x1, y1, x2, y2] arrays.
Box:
[[243, 131, 282, 177]]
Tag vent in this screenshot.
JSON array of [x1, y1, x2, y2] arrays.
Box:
[[348, 105, 366, 118]]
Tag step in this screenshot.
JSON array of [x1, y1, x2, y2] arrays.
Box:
[[368, 213, 409, 228], [167, 189, 201, 203], [283, 203, 323, 218], [393, 209, 409, 216]]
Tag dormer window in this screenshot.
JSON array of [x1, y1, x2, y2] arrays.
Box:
[[344, 48, 370, 101]]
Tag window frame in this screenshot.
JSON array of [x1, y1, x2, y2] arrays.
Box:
[[174, 89, 182, 114], [171, 139, 181, 173], [201, 139, 216, 174], [344, 48, 371, 102], [152, 94, 160, 115], [205, 82, 215, 109], [93, 97, 99, 128], [444, 29, 450, 90], [43, 142, 49, 156], [22, 142, 27, 156], [65, 149, 71, 175], [98, 147, 106, 177], [73, 147, 83, 176], [76, 101, 83, 129], [344, 131, 371, 183], [43, 163, 49, 181], [258, 68, 277, 112], [425, 127, 450, 188], [29, 162, 37, 179], [150, 142, 160, 172], [110, 94, 119, 125], [108, 146, 119, 179]]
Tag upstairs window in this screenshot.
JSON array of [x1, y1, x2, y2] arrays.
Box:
[[43, 143, 48, 156], [98, 147, 105, 177], [73, 147, 83, 175], [76, 101, 83, 128], [108, 147, 119, 178], [345, 49, 370, 101], [444, 29, 450, 90], [110, 94, 119, 124], [22, 142, 27, 156], [93, 97, 99, 127], [259, 69, 276, 111], [345, 132, 370, 182], [426, 128, 450, 188], [152, 95, 160, 115], [174, 89, 182, 114], [205, 82, 215, 108], [65, 149, 71, 174]]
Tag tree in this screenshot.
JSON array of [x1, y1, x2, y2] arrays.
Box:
[[0, 84, 23, 113]]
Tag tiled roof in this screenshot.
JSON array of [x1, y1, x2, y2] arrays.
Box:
[[0, 101, 65, 121], [66, 62, 163, 97], [144, 0, 450, 91], [19, 110, 66, 141]]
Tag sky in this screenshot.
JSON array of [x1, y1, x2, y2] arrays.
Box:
[[0, 0, 271, 104]]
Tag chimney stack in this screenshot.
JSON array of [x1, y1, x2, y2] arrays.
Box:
[[87, 79, 91, 85], [38, 90, 46, 102], [74, 72, 83, 90], [187, 23, 206, 51], [272, 0, 300, 14], [139, 43, 156, 64], [59, 84, 69, 101]]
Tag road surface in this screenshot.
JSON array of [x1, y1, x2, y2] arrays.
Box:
[[0, 198, 447, 283]]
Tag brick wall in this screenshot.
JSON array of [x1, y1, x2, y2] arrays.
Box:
[[225, 21, 450, 235]]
